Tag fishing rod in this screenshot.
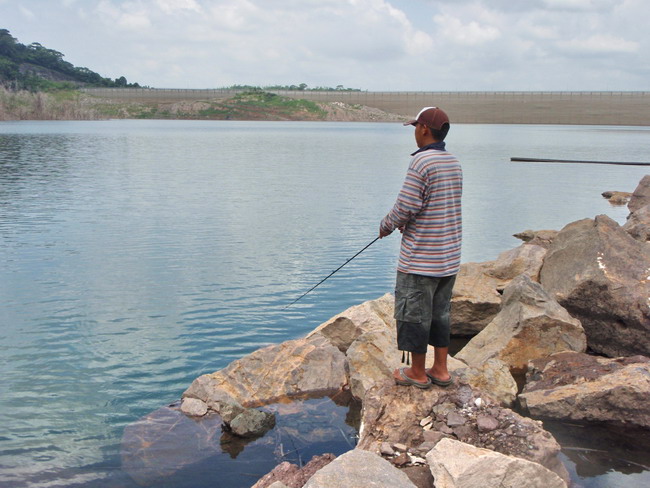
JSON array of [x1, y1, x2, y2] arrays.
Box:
[[283, 236, 381, 309]]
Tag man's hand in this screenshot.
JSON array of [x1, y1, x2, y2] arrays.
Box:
[[379, 225, 391, 239]]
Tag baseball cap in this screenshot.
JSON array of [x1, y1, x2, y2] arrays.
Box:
[[404, 106, 449, 129]]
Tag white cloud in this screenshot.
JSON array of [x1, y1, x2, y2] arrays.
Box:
[[558, 34, 639, 54], [155, 0, 202, 14], [19, 5, 35, 18], [96, 0, 152, 30], [1, 0, 649, 90], [433, 13, 501, 46]]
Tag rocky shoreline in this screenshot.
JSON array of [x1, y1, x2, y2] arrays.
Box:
[[122, 176, 650, 487]]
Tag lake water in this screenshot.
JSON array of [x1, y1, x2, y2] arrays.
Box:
[[1, 120, 649, 488]]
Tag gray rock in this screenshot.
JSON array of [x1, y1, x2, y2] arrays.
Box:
[[486, 243, 548, 285], [513, 229, 559, 248], [446, 412, 466, 427], [427, 438, 567, 488], [229, 408, 275, 438], [623, 204, 650, 241], [476, 414, 499, 432], [180, 397, 208, 417], [302, 449, 417, 488], [628, 174, 650, 213], [456, 275, 586, 375], [539, 214, 650, 357], [519, 352, 650, 428], [449, 357, 518, 407]]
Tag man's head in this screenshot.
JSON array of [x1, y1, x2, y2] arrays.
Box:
[[404, 106, 450, 145]]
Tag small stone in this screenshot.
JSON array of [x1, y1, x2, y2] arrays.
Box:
[[420, 415, 433, 427], [477, 415, 499, 432], [380, 442, 395, 456], [446, 412, 466, 427], [440, 424, 454, 435], [392, 442, 408, 452], [474, 398, 483, 408]]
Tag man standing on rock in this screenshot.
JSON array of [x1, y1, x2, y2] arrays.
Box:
[[379, 106, 462, 389]]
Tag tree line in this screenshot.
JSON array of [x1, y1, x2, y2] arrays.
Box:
[[0, 28, 140, 91], [226, 84, 361, 92]]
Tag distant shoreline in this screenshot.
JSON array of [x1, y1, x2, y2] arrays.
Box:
[[3, 87, 650, 125], [83, 89, 650, 126]]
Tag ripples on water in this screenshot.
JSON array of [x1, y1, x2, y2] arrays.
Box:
[[1, 120, 649, 487]]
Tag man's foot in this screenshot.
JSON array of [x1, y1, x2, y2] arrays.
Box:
[[425, 369, 453, 387], [394, 367, 432, 389]]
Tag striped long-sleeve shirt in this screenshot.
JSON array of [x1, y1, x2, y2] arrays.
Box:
[[381, 145, 462, 277]]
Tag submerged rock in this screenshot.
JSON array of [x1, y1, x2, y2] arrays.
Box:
[[519, 351, 650, 428], [456, 275, 586, 375], [427, 438, 567, 488]]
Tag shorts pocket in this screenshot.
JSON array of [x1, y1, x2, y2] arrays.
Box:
[[394, 288, 423, 323]]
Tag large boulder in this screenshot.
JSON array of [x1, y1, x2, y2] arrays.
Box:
[[455, 275, 586, 375], [628, 174, 650, 213], [345, 327, 399, 401], [451, 244, 548, 336], [426, 438, 567, 488], [357, 382, 569, 482], [306, 293, 395, 352], [539, 215, 650, 357], [183, 334, 346, 407], [449, 357, 518, 408], [302, 449, 417, 488], [519, 351, 650, 428], [485, 243, 547, 285]]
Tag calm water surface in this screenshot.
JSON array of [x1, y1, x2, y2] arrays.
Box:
[[1, 120, 649, 487]]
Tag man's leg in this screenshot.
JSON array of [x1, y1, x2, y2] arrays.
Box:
[[393, 352, 427, 383], [427, 347, 451, 383], [426, 275, 456, 383]]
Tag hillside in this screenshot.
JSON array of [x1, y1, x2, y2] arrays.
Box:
[[0, 28, 139, 91]]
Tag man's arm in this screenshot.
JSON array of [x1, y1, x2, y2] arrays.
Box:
[[379, 166, 426, 238]]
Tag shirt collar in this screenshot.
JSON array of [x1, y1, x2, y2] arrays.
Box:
[[411, 141, 446, 156]]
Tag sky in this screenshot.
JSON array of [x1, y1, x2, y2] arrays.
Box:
[[1, 0, 649, 91]]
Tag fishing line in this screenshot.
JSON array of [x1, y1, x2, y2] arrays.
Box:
[[283, 236, 381, 309]]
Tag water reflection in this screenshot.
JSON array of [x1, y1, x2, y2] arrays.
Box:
[[544, 421, 650, 487], [120, 393, 360, 488]]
